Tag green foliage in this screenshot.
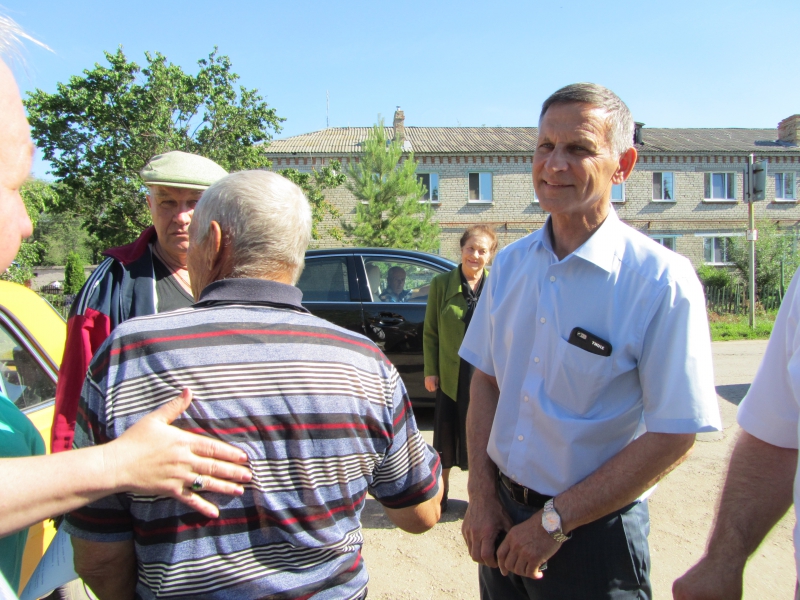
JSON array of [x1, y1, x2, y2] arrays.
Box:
[[34, 211, 96, 265], [696, 265, 734, 288], [343, 123, 440, 251], [24, 47, 284, 249], [21, 178, 62, 228], [279, 161, 347, 240], [728, 221, 800, 292], [64, 252, 86, 295], [0, 242, 42, 285]]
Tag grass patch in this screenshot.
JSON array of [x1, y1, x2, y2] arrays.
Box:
[[708, 311, 776, 341]]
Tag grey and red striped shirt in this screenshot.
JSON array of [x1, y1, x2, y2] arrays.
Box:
[[64, 278, 441, 600]]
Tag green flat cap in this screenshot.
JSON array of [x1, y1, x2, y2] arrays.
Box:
[[140, 151, 228, 190]]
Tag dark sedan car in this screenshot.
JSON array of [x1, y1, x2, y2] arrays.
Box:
[[297, 248, 457, 406]]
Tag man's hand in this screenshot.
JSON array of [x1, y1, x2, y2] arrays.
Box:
[[672, 556, 744, 600], [424, 376, 439, 392], [462, 487, 513, 568], [496, 512, 561, 579], [104, 388, 252, 518]]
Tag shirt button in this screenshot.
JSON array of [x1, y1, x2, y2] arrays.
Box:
[[518, 435, 524, 441], [540, 317, 546, 324], [534, 357, 540, 363], [524, 396, 529, 402], [550, 276, 556, 282]]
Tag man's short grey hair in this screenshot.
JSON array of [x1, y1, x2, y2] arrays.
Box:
[[0, 14, 51, 65], [192, 170, 312, 284], [540, 83, 634, 157]]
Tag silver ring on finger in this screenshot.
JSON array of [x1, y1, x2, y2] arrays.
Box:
[[191, 475, 205, 491]]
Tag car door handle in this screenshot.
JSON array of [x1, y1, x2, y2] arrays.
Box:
[[378, 313, 405, 326]]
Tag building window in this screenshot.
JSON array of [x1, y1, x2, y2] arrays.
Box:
[[651, 236, 677, 251], [704, 236, 733, 264], [704, 172, 736, 201], [775, 172, 796, 201], [611, 183, 625, 203], [652, 173, 675, 201], [468, 172, 493, 202], [417, 173, 440, 203]]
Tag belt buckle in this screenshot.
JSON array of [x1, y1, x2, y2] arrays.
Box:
[[523, 486, 529, 504]]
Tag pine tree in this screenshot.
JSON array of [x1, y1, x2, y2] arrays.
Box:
[[64, 251, 86, 295], [343, 123, 439, 251]]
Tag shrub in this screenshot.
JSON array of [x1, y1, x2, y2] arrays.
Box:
[[64, 251, 85, 295], [696, 265, 733, 288]]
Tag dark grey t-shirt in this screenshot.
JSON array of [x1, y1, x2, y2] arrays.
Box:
[[152, 254, 194, 312]]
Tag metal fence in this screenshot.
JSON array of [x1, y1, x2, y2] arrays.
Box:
[[37, 289, 74, 319], [704, 284, 784, 315]]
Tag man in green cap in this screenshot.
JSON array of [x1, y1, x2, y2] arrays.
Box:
[[51, 151, 227, 453]]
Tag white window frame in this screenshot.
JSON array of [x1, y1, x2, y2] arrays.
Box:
[[611, 182, 625, 203], [652, 172, 676, 202], [417, 173, 440, 204], [774, 172, 797, 202], [468, 172, 493, 203], [650, 235, 678, 251], [697, 232, 743, 265], [704, 172, 737, 202]]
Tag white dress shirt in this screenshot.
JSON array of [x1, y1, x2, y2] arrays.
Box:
[[737, 272, 800, 578], [459, 209, 721, 496]]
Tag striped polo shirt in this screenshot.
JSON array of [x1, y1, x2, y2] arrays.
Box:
[[64, 278, 441, 600]]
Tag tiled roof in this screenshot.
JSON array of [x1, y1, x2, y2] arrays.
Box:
[[264, 126, 800, 155]]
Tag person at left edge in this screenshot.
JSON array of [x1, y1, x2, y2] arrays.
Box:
[[51, 151, 228, 452]]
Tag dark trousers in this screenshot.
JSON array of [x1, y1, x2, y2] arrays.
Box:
[[480, 483, 652, 600]]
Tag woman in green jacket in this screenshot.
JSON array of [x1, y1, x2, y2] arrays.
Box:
[[423, 225, 497, 511]]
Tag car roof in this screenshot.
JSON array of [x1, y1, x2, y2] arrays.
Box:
[[0, 281, 66, 369], [306, 247, 457, 269]]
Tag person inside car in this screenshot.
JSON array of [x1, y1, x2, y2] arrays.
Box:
[[380, 265, 412, 302]]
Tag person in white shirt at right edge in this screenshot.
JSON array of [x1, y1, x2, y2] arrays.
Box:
[[674, 269, 800, 597], [459, 82, 722, 600]]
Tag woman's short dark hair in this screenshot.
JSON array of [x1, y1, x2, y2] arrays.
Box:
[[460, 224, 498, 254]]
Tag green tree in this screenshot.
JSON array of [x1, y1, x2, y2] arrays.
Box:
[[64, 251, 86, 294], [343, 123, 439, 251], [1, 179, 49, 284], [279, 161, 347, 241], [34, 211, 96, 266], [728, 220, 800, 292], [24, 48, 285, 249]]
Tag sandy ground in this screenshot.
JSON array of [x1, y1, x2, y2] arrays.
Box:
[[359, 339, 796, 599]]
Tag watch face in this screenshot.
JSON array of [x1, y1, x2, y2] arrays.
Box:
[[542, 510, 561, 533]]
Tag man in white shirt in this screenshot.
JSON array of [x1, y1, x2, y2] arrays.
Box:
[[673, 275, 800, 600], [459, 83, 722, 599]]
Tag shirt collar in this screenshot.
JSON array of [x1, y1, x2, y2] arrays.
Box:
[[530, 207, 621, 274], [198, 278, 305, 310]]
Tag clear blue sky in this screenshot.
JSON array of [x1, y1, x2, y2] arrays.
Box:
[[8, 0, 799, 179]]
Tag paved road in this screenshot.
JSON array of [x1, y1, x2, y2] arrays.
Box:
[[360, 340, 795, 599]]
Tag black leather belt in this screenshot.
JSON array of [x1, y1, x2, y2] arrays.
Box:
[[498, 472, 552, 508]]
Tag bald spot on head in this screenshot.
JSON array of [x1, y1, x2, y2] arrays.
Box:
[[0, 59, 34, 271]]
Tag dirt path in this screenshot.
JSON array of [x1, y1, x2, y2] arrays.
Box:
[[360, 339, 796, 599]]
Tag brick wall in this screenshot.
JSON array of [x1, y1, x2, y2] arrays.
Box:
[[268, 153, 800, 267]]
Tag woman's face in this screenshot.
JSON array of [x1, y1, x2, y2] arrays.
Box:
[[460, 233, 493, 276]]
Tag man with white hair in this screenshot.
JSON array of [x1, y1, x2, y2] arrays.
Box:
[[460, 83, 721, 598], [51, 150, 227, 452], [64, 170, 443, 600]]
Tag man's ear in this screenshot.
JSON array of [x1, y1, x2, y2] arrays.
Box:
[[145, 194, 154, 211], [612, 147, 638, 185], [207, 221, 223, 267]]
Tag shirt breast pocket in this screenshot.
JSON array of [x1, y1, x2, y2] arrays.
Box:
[[544, 335, 613, 415]]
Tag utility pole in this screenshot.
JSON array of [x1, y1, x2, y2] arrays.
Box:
[[745, 154, 768, 328]]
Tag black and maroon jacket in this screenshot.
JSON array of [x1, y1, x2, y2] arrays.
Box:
[[51, 227, 160, 452]]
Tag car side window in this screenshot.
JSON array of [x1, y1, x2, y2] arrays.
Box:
[[297, 257, 351, 302], [364, 259, 442, 303], [0, 322, 56, 411]]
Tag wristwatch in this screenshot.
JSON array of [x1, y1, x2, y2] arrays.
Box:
[[541, 498, 571, 543]]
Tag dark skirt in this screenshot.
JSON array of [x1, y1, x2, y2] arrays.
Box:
[[433, 358, 474, 470]]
